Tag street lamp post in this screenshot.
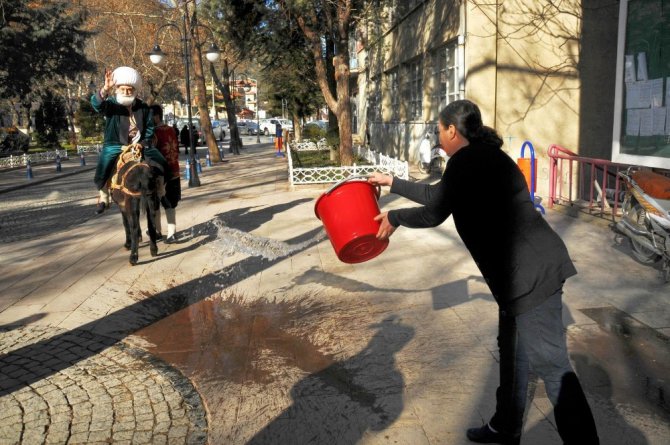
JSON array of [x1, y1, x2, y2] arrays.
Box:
[[256, 79, 261, 143], [147, 8, 220, 188]]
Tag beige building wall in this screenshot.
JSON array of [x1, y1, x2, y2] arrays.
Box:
[[358, 0, 618, 198], [463, 0, 497, 127], [493, 1, 583, 196]]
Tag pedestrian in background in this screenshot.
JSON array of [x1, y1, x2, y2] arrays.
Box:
[[180, 125, 190, 155], [151, 104, 181, 243], [189, 124, 198, 150], [275, 122, 283, 153], [368, 99, 599, 445], [90, 66, 169, 215]]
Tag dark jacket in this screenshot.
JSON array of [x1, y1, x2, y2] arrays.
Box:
[[388, 141, 576, 316], [90, 93, 154, 148]]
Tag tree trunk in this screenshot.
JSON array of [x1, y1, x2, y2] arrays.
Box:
[[64, 84, 77, 149], [290, 110, 301, 142], [211, 60, 242, 155], [334, 55, 353, 165], [22, 102, 32, 132], [325, 34, 338, 126], [191, 42, 220, 163], [145, 70, 170, 106], [296, 11, 353, 165], [10, 100, 20, 127]]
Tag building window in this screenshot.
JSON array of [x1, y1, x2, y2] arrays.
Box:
[[433, 39, 464, 117], [387, 0, 423, 25], [385, 69, 399, 121], [404, 58, 423, 119]]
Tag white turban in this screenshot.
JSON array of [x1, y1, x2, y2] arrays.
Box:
[[112, 66, 142, 91]]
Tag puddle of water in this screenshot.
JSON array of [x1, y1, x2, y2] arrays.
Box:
[[575, 306, 669, 418], [135, 293, 336, 385], [209, 219, 326, 261]]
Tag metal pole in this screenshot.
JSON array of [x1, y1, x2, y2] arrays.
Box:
[[256, 80, 261, 143], [211, 75, 217, 119], [183, 10, 200, 187]]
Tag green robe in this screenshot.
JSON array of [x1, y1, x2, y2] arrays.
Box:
[[91, 92, 169, 189]]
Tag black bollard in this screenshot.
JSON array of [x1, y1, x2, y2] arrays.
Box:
[[55, 155, 62, 172]]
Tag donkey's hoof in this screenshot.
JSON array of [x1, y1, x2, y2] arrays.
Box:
[[150, 245, 158, 257], [129, 254, 138, 265], [124, 241, 131, 250]]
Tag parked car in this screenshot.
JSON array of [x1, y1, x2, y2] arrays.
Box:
[[259, 118, 293, 136], [304, 120, 328, 130], [237, 120, 260, 135], [211, 119, 228, 141]]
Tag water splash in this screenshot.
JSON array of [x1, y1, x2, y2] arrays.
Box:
[[210, 219, 326, 261]]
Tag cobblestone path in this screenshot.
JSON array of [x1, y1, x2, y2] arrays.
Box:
[[0, 325, 207, 444]]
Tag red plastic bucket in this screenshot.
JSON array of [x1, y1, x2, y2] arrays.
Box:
[[314, 177, 389, 263]]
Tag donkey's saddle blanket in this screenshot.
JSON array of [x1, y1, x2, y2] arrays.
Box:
[[111, 144, 162, 194]]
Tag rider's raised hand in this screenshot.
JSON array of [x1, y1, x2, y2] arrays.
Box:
[[102, 68, 115, 95]]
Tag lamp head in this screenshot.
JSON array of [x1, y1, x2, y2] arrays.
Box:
[[205, 43, 221, 62], [147, 44, 166, 65]]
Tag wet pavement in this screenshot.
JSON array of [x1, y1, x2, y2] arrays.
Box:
[[1, 137, 669, 444]]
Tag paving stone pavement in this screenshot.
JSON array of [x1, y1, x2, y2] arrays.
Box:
[[0, 325, 207, 445], [1, 138, 669, 445]]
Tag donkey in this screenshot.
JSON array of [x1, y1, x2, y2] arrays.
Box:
[[110, 144, 161, 265]]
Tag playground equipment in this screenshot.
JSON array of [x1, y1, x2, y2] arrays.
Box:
[[518, 140, 545, 214]]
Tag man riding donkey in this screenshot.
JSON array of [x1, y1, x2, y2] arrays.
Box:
[[91, 66, 170, 214]]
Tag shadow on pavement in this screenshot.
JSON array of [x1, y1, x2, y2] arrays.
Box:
[[247, 316, 414, 444], [0, 199, 98, 243], [283, 266, 411, 294], [0, 198, 321, 397], [522, 353, 649, 445]]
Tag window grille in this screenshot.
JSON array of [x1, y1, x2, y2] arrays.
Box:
[[386, 70, 399, 121], [405, 59, 423, 119], [432, 39, 464, 117]]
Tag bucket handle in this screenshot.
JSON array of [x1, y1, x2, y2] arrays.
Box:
[[324, 174, 381, 198]]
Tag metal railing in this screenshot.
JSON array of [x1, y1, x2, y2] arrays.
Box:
[[287, 144, 409, 186], [548, 144, 632, 219], [0, 144, 102, 170], [0, 149, 70, 169], [77, 144, 102, 154], [291, 138, 329, 152]]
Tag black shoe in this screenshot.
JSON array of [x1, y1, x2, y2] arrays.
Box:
[[165, 234, 177, 244], [95, 202, 108, 215], [466, 424, 520, 445]]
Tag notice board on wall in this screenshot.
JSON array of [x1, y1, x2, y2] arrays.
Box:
[[612, 0, 670, 168]]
